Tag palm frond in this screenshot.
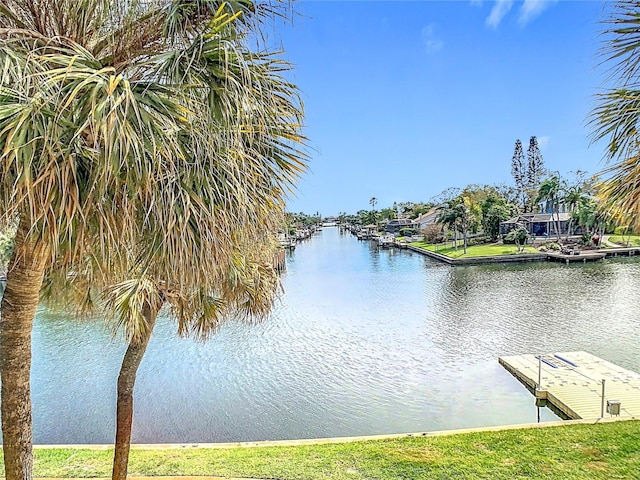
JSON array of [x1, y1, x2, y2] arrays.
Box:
[[103, 277, 162, 345], [1, 1, 307, 341]]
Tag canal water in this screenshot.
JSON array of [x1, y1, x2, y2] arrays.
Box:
[[22, 227, 640, 443]]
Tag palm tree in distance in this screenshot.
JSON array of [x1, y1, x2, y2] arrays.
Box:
[[537, 176, 562, 241], [590, 0, 640, 226], [563, 185, 583, 241], [438, 196, 481, 255], [370, 197, 377, 210], [0, 2, 306, 480]]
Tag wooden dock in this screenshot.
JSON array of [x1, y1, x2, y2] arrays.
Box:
[[499, 351, 640, 420], [546, 251, 606, 264]]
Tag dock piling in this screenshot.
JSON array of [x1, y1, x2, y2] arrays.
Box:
[[538, 356, 542, 390]]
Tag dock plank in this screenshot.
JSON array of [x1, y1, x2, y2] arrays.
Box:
[[499, 351, 640, 420]]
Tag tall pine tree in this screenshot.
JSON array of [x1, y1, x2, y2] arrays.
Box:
[[511, 139, 526, 208], [526, 136, 545, 190]]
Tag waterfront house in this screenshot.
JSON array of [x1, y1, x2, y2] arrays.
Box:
[[385, 218, 416, 234], [500, 212, 582, 237], [414, 208, 440, 230]]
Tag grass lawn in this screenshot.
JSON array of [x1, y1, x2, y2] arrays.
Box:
[[2, 421, 639, 479], [411, 241, 539, 258], [608, 235, 640, 247]]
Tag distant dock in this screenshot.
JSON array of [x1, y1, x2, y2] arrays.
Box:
[[499, 351, 640, 420], [546, 251, 607, 264], [406, 244, 640, 266]]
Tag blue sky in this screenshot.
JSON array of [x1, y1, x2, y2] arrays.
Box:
[[274, 1, 608, 216]]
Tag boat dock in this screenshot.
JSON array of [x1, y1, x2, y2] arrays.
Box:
[[499, 351, 640, 420], [546, 251, 607, 264]]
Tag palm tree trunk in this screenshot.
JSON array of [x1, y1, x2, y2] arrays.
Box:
[[463, 225, 468, 254], [552, 198, 561, 242], [112, 301, 161, 480], [1, 219, 48, 480]]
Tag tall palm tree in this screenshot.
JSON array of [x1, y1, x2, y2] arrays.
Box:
[[590, 1, 640, 226], [437, 199, 461, 252], [563, 185, 583, 240], [437, 195, 481, 254], [537, 177, 562, 241], [0, 2, 306, 480]]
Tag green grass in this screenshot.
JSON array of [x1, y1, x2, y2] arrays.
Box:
[[411, 241, 538, 258], [1, 421, 639, 479], [608, 235, 640, 247]]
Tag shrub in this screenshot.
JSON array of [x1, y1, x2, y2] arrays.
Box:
[[580, 233, 592, 245], [421, 224, 442, 243], [614, 225, 634, 235], [399, 227, 418, 236], [468, 235, 490, 246], [503, 226, 529, 252], [503, 229, 524, 244], [503, 231, 516, 244], [541, 242, 561, 251]]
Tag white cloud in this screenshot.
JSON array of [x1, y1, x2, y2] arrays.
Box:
[[486, 0, 514, 29], [518, 0, 558, 26], [470, 0, 483, 6], [537, 135, 550, 150], [422, 24, 444, 55]]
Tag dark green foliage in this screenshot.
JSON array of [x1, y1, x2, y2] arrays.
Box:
[[511, 140, 526, 206], [0, 232, 13, 267], [467, 235, 490, 246], [399, 227, 418, 236], [503, 225, 529, 246], [481, 195, 518, 241], [526, 136, 545, 191], [580, 233, 593, 245], [380, 208, 396, 221]]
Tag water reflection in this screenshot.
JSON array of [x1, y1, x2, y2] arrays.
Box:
[[10, 227, 640, 444]]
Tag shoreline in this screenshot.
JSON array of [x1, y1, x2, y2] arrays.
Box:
[[33, 416, 633, 450], [406, 243, 640, 266]]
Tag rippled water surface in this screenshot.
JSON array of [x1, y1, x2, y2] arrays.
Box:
[[25, 227, 640, 443]]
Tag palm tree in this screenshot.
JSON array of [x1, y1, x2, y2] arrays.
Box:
[[589, 1, 640, 227], [537, 176, 562, 241], [437, 200, 459, 251], [437, 195, 481, 254], [105, 243, 283, 480], [0, 2, 306, 480], [563, 185, 583, 240]]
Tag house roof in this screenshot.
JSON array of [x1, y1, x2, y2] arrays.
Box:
[[530, 212, 572, 222], [414, 208, 439, 225], [501, 212, 572, 225], [387, 219, 415, 226], [502, 216, 521, 224]]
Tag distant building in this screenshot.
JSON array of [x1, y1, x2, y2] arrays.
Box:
[[500, 213, 583, 237], [413, 208, 440, 230], [385, 218, 416, 234]]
